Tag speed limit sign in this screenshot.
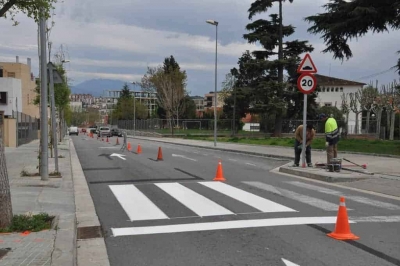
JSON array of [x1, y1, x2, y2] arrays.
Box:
[[297, 73, 317, 94]]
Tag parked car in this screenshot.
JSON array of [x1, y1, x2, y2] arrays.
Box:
[[111, 128, 123, 137], [69, 126, 79, 136], [99, 126, 111, 137]]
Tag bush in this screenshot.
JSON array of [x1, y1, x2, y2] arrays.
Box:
[[0, 213, 54, 233]]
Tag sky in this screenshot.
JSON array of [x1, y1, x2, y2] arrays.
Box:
[[1, 0, 399, 96]]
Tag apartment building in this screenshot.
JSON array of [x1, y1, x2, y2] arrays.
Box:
[[0, 56, 39, 118], [104, 89, 158, 115]]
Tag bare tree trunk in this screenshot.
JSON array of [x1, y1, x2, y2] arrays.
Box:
[[376, 109, 382, 137], [366, 111, 370, 134], [355, 112, 360, 134], [390, 111, 395, 140], [0, 133, 13, 228], [386, 110, 391, 138]]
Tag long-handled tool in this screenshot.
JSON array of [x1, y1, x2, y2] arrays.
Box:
[[342, 158, 367, 169]]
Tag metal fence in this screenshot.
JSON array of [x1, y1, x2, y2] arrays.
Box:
[[114, 118, 381, 137], [12, 111, 39, 146]]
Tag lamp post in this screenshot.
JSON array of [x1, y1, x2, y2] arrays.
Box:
[[131, 82, 136, 136], [206, 19, 218, 147]]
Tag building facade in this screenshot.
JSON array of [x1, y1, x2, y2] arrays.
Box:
[[0, 78, 22, 117], [0, 57, 39, 118], [314, 74, 366, 134]]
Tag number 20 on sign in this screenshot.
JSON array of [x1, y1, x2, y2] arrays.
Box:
[[297, 73, 317, 94]]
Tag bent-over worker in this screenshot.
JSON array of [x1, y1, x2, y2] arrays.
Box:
[[293, 124, 315, 167], [319, 113, 340, 164]]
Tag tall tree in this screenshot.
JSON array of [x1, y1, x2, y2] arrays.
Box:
[[244, 2, 314, 135], [305, 0, 400, 74], [0, 0, 59, 228], [113, 84, 147, 120], [139, 56, 187, 134], [0, 0, 57, 25]]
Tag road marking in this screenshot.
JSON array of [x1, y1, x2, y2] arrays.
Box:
[[243, 181, 340, 211], [110, 153, 126, 160], [109, 185, 168, 221], [111, 216, 338, 237], [171, 154, 197, 161], [350, 215, 400, 223], [155, 183, 234, 217], [228, 159, 237, 162], [282, 258, 300, 266], [287, 181, 400, 210], [200, 182, 297, 213], [245, 163, 256, 166]]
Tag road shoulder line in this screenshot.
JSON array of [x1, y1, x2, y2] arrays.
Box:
[[70, 139, 110, 266]]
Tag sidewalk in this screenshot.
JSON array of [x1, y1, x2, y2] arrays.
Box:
[[0, 139, 75, 266], [129, 136, 400, 197]]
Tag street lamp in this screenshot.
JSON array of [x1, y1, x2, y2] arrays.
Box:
[[206, 19, 218, 147], [131, 82, 136, 137]]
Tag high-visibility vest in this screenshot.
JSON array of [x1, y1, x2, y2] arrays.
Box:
[[325, 117, 339, 140]]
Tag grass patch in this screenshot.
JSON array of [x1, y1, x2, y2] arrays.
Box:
[[20, 169, 40, 177], [49, 171, 62, 178], [183, 136, 400, 156], [0, 213, 54, 233]]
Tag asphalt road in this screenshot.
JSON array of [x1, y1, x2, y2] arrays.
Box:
[[72, 135, 400, 266]]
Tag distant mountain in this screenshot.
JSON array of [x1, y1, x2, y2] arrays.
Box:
[[70, 79, 129, 96]]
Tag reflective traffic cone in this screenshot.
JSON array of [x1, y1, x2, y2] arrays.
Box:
[[213, 160, 226, 181], [137, 144, 142, 154], [116, 138, 120, 145], [127, 142, 132, 151], [157, 147, 163, 161], [327, 197, 359, 240]]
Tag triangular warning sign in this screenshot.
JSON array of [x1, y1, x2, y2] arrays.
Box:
[[297, 54, 317, 74]]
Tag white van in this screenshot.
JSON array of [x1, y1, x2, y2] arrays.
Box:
[[69, 126, 79, 136]]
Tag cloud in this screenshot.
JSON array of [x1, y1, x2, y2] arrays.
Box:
[[0, 0, 399, 96]]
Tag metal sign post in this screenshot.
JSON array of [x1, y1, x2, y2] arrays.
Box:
[[297, 54, 318, 168]]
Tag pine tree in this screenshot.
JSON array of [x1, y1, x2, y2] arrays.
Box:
[[243, 1, 314, 135], [305, 0, 400, 73]]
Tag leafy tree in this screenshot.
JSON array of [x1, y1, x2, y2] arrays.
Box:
[[113, 84, 147, 120], [0, 0, 57, 25], [180, 96, 197, 119], [120, 83, 132, 99], [305, 0, 400, 74], [138, 55, 187, 134], [0, 0, 59, 229]]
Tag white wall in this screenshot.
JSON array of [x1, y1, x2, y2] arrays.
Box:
[[0, 78, 22, 116], [316, 85, 363, 134]]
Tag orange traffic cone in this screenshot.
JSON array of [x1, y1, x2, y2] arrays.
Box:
[[137, 144, 142, 154], [213, 160, 226, 181], [116, 138, 120, 145], [127, 142, 132, 151], [327, 197, 359, 240], [157, 147, 163, 161]]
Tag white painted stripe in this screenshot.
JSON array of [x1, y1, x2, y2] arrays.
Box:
[[287, 181, 400, 210], [243, 181, 339, 211], [282, 258, 300, 266], [245, 163, 257, 166], [200, 182, 296, 213], [350, 215, 400, 223], [109, 185, 168, 221], [111, 216, 338, 237], [155, 183, 234, 217], [171, 154, 197, 161], [228, 159, 237, 162]]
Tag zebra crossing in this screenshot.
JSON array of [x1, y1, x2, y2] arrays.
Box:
[[108, 181, 400, 223]]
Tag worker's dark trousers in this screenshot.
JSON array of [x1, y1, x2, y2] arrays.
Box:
[[294, 140, 311, 165]]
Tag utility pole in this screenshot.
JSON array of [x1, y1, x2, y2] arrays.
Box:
[[48, 62, 58, 173], [39, 9, 49, 180]]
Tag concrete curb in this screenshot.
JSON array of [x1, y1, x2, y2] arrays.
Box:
[[279, 166, 370, 183], [128, 136, 292, 161], [50, 138, 76, 266], [70, 139, 110, 266], [157, 136, 400, 159]]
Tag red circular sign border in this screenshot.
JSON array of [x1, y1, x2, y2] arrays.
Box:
[[297, 73, 317, 94]]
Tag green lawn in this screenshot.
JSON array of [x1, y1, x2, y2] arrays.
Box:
[[183, 136, 400, 156]]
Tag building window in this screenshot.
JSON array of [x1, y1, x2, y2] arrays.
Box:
[[7, 72, 15, 78], [340, 87, 343, 92], [335, 87, 339, 92], [324, 103, 332, 107]]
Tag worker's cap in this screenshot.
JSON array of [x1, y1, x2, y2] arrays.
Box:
[[318, 113, 327, 119]]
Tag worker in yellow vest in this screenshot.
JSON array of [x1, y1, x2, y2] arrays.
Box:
[[319, 113, 339, 164]]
